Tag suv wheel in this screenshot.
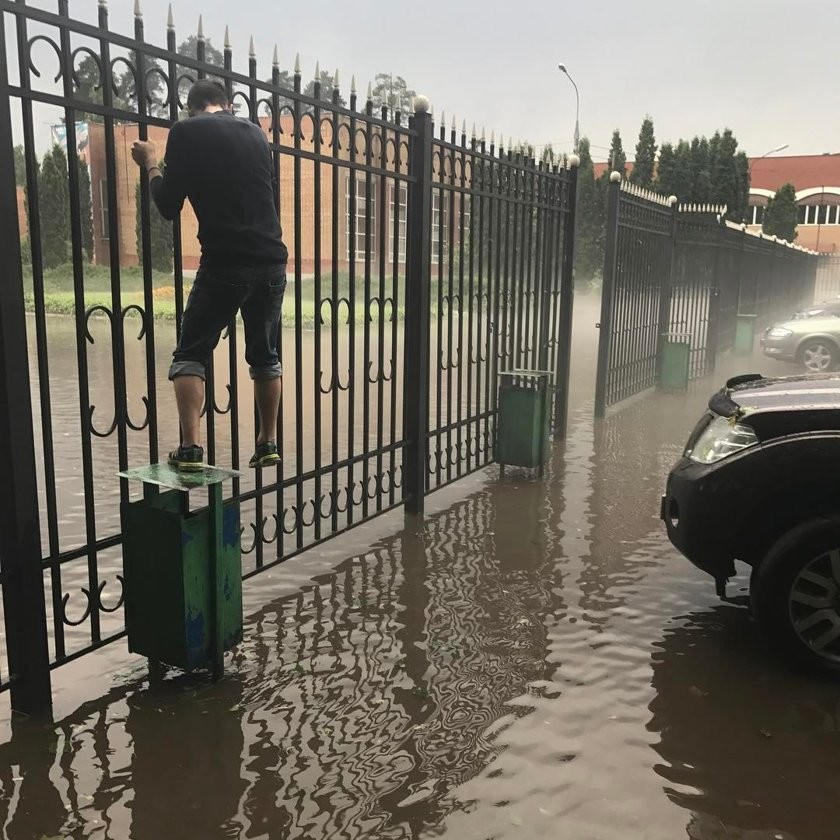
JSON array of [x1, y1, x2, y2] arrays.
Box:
[[752, 517, 840, 674], [799, 340, 837, 372]]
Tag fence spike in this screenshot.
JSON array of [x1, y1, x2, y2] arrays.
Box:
[[490, 130, 495, 146], [272, 44, 279, 68], [333, 69, 340, 88], [134, 0, 142, 19], [98, 0, 107, 7], [249, 36, 256, 59], [499, 133, 504, 150], [462, 119, 467, 136], [451, 114, 456, 133], [167, 3, 174, 30], [315, 60, 320, 80], [481, 126, 485, 143], [224, 25, 231, 50], [197, 14, 204, 41], [440, 110, 445, 129], [294, 53, 301, 75]]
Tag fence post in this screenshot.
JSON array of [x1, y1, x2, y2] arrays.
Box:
[[552, 155, 579, 439], [704, 216, 725, 373], [594, 172, 621, 418], [0, 16, 52, 714], [655, 196, 679, 386], [403, 98, 433, 515]]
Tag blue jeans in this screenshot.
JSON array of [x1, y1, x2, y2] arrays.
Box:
[[169, 264, 286, 382]]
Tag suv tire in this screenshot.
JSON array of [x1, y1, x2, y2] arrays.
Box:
[[752, 516, 840, 675]]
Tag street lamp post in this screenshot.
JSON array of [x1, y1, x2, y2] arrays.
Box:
[[749, 143, 789, 178], [748, 143, 788, 225], [557, 63, 580, 154]]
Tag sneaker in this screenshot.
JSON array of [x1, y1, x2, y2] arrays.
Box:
[[167, 444, 205, 471], [249, 441, 280, 469]]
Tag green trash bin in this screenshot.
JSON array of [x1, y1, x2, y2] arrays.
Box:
[[119, 463, 243, 679], [495, 370, 553, 472], [734, 313, 757, 356], [659, 332, 691, 392]]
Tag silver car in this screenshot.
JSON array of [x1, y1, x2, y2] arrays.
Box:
[[761, 302, 840, 372]]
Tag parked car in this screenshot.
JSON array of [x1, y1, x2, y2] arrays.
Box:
[[661, 372, 840, 674], [761, 301, 840, 372]]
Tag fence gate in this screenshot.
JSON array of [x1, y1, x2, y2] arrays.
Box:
[[0, 0, 578, 712]]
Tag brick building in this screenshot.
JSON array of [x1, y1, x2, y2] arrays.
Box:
[[747, 154, 840, 253], [85, 115, 437, 274]]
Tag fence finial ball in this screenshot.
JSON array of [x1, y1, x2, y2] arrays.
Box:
[[414, 95, 430, 114], [568, 153, 580, 168], [668, 195, 678, 206], [609, 171, 621, 183]]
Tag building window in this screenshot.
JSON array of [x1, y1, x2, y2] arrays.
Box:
[[797, 204, 840, 225], [346, 175, 374, 261], [389, 182, 408, 263], [460, 195, 471, 240], [431, 190, 446, 265], [99, 179, 109, 238], [749, 204, 766, 226]]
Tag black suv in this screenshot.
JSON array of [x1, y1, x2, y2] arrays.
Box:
[[662, 372, 840, 673]]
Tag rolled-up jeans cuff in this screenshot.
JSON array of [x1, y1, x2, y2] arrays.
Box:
[[169, 360, 206, 381], [250, 364, 282, 381]]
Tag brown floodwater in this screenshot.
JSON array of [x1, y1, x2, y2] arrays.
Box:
[[0, 296, 837, 840]]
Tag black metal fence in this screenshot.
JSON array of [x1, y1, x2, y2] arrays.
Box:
[[814, 254, 840, 301], [595, 177, 818, 416], [0, 0, 577, 711]]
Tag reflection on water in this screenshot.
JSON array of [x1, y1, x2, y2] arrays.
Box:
[[1, 302, 833, 839]]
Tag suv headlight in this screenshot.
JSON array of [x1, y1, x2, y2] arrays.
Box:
[[687, 416, 759, 464], [767, 326, 793, 338]]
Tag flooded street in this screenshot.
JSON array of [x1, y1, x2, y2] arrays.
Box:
[[1, 297, 837, 840]]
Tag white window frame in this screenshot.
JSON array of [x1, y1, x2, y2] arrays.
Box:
[[99, 179, 109, 238], [431, 189, 445, 265], [345, 174, 372, 262], [388, 181, 408, 263]]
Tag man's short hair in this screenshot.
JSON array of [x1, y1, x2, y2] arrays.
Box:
[[187, 80, 229, 112]]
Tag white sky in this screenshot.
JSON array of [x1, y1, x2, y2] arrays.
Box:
[[6, 0, 838, 161]]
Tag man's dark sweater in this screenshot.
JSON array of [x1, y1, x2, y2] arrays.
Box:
[[150, 110, 288, 267]]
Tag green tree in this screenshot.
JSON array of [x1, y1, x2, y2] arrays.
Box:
[[630, 116, 656, 188], [370, 73, 416, 118], [135, 181, 174, 272], [709, 129, 749, 221], [763, 182, 798, 242], [39, 145, 70, 269], [574, 137, 606, 289], [689, 136, 712, 203], [78, 158, 94, 262], [656, 141, 676, 197], [176, 37, 225, 113], [70, 50, 167, 119], [655, 128, 749, 218], [303, 69, 347, 109], [14, 144, 26, 186], [606, 129, 626, 175]]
